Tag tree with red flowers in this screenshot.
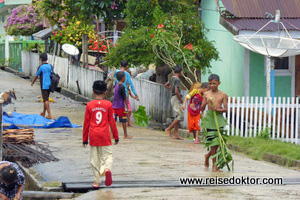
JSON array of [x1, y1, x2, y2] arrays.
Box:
[[105, 0, 219, 87], [150, 16, 218, 85]]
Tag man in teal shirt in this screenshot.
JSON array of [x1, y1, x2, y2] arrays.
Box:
[[31, 53, 53, 119], [114, 61, 139, 100]]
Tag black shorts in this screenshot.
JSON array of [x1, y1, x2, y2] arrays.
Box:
[[206, 129, 218, 141], [42, 89, 50, 101]]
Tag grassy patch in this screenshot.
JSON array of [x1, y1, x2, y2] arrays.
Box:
[[227, 136, 300, 161], [137, 162, 149, 165], [42, 181, 61, 187]]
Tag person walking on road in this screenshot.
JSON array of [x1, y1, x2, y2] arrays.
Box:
[[113, 72, 132, 139], [31, 53, 53, 119], [115, 60, 140, 125], [83, 80, 119, 188], [164, 65, 184, 140]]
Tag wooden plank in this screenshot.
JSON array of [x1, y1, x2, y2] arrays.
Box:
[[240, 97, 245, 137], [231, 97, 236, 136], [23, 191, 75, 198], [267, 97, 272, 129], [254, 97, 259, 137], [282, 97, 286, 140], [249, 97, 254, 137], [277, 97, 281, 139], [236, 97, 240, 136], [227, 97, 231, 135], [245, 97, 249, 137], [272, 97, 277, 139], [263, 97, 267, 131], [296, 97, 299, 144], [258, 97, 263, 136], [291, 97, 295, 143], [286, 97, 290, 142]]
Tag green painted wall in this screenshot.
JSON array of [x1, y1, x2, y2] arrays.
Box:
[[5, 0, 32, 5], [249, 51, 291, 97], [201, 0, 245, 97], [0, 12, 6, 37]]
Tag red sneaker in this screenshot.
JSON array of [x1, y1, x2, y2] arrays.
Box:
[[105, 170, 112, 186]]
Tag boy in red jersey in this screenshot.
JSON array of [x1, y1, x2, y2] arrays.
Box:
[[83, 80, 119, 188]]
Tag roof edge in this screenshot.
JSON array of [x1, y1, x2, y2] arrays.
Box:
[[219, 16, 239, 35]]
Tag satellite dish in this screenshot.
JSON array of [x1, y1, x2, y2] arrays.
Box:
[[62, 44, 79, 56], [233, 10, 300, 98]]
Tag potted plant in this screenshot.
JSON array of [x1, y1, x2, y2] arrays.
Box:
[[0, 58, 12, 70], [0, 58, 7, 70]]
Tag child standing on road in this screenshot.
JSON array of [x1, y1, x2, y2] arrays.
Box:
[[113, 72, 132, 139], [200, 74, 228, 172], [182, 82, 209, 144], [83, 80, 119, 188], [164, 65, 184, 140]]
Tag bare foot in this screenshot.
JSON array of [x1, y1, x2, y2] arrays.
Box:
[[124, 136, 133, 139], [212, 166, 222, 172], [92, 182, 100, 188], [40, 112, 45, 117], [165, 129, 172, 137], [127, 123, 133, 127], [45, 115, 52, 119], [194, 140, 200, 144], [204, 154, 209, 169], [172, 135, 183, 140]]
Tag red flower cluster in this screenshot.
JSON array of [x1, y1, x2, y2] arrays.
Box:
[[89, 40, 108, 52], [157, 24, 164, 29], [150, 34, 155, 38], [184, 43, 194, 50]]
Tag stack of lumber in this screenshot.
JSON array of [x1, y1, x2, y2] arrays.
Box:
[[3, 129, 34, 144]]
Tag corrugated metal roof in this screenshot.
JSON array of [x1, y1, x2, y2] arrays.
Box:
[[224, 18, 300, 31], [221, 0, 300, 18]]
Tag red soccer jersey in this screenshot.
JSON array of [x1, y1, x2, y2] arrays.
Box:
[[83, 99, 119, 146]]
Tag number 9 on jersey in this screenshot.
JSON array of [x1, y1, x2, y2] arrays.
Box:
[[96, 111, 102, 124]]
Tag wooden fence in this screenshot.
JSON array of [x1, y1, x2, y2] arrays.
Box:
[[227, 97, 300, 144], [21, 52, 104, 99], [130, 78, 188, 128]]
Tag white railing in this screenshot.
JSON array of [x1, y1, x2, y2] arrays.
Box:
[[227, 97, 300, 144]]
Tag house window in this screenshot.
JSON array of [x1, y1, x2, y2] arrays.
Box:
[[264, 56, 294, 76], [274, 57, 289, 70]]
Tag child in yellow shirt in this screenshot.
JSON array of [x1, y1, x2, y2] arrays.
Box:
[[182, 82, 209, 144]]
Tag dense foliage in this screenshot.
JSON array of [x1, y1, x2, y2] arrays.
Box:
[[5, 5, 44, 36], [40, 0, 125, 47], [105, 0, 219, 82], [51, 20, 96, 46]]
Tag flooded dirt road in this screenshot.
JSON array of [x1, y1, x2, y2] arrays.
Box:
[[1, 70, 299, 199]]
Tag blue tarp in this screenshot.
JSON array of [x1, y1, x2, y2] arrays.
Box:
[[3, 112, 81, 129]]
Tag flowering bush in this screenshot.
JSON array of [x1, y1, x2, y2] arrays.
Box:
[[51, 21, 96, 47], [5, 5, 44, 36], [40, 0, 72, 27], [88, 37, 117, 53]]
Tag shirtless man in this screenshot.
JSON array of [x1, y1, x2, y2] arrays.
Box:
[[201, 74, 228, 172]]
